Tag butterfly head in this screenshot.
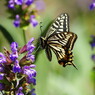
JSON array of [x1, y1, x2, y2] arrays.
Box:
[[40, 37, 47, 49]]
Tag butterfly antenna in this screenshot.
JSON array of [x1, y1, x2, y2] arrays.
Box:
[[34, 22, 43, 54], [40, 22, 43, 36], [72, 63, 78, 70], [34, 45, 41, 54]]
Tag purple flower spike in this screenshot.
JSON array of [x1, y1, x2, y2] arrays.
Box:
[[13, 15, 20, 27], [24, 0, 34, 6], [90, 2, 95, 10], [30, 15, 38, 27], [0, 53, 6, 63], [13, 60, 21, 73]]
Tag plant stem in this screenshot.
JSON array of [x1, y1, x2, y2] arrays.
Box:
[[23, 29, 26, 44]]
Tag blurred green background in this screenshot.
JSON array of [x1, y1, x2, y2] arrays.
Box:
[[0, 0, 95, 95]]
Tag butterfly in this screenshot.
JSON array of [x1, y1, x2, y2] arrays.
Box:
[[40, 13, 78, 69]]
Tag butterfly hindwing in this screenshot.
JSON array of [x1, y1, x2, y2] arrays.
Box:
[[45, 46, 52, 61], [47, 32, 77, 67]]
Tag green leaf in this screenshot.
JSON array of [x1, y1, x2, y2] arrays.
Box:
[[0, 16, 25, 46]]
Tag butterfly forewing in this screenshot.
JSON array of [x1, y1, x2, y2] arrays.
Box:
[[46, 13, 69, 38]]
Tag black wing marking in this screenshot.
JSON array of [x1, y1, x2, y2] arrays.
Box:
[[45, 46, 52, 61], [52, 47, 77, 69], [46, 13, 69, 38], [47, 32, 77, 50]]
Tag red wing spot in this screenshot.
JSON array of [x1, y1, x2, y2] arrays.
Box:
[[59, 61, 66, 67]]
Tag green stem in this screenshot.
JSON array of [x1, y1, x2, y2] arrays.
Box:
[[23, 29, 26, 44]]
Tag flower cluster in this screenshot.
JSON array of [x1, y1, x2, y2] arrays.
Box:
[[89, 0, 95, 10], [0, 38, 36, 95], [7, 0, 45, 28], [90, 35, 95, 62]]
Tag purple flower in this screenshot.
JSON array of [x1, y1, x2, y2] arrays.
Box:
[[15, 0, 23, 5], [24, 0, 34, 6], [13, 15, 20, 27], [90, 35, 95, 49], [8, 0, 15, 8], [23, 65, 36, 84], [90, 42, 95, 49], [35, 0, 45, 11], [0, 64, 4, 72], [16, 87, 24, 95], [0, 73, 4, 80], [26, 38, 35, 62], [27, 77, 36, 85], [10, 52, 18, 61], [23, 65, 36, 77], [27, 38, 34, 45], [0, 83, 5, 90], [31, 88, 36, 95], [27, 38, 35, 53], [19, 38, 35, 54], [11, 42, 18, 53], [26, 54, 35, 62], [27, 44, 35, 53], [91, 54, 95, 62], [30, 15, 38, 27], [13, 60, 21, 73], [0, 53, 6, 63], [90, 2, 95, 10], [10, 42, 18, 61], [29, 64, 36, 68]]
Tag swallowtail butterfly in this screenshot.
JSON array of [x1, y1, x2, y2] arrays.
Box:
[[40, 13, 77, 69]]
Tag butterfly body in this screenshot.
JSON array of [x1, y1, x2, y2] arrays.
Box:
[[40, 13, 77, 68]]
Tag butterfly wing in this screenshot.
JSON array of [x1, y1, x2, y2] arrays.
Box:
[[40, 13, 77, 68], [45, 46, 52, 61], [47, 32, 77, 68], [46, 13, 69, 38]]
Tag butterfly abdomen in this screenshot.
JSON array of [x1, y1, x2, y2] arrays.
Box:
[[58, 50, 73, 67]]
